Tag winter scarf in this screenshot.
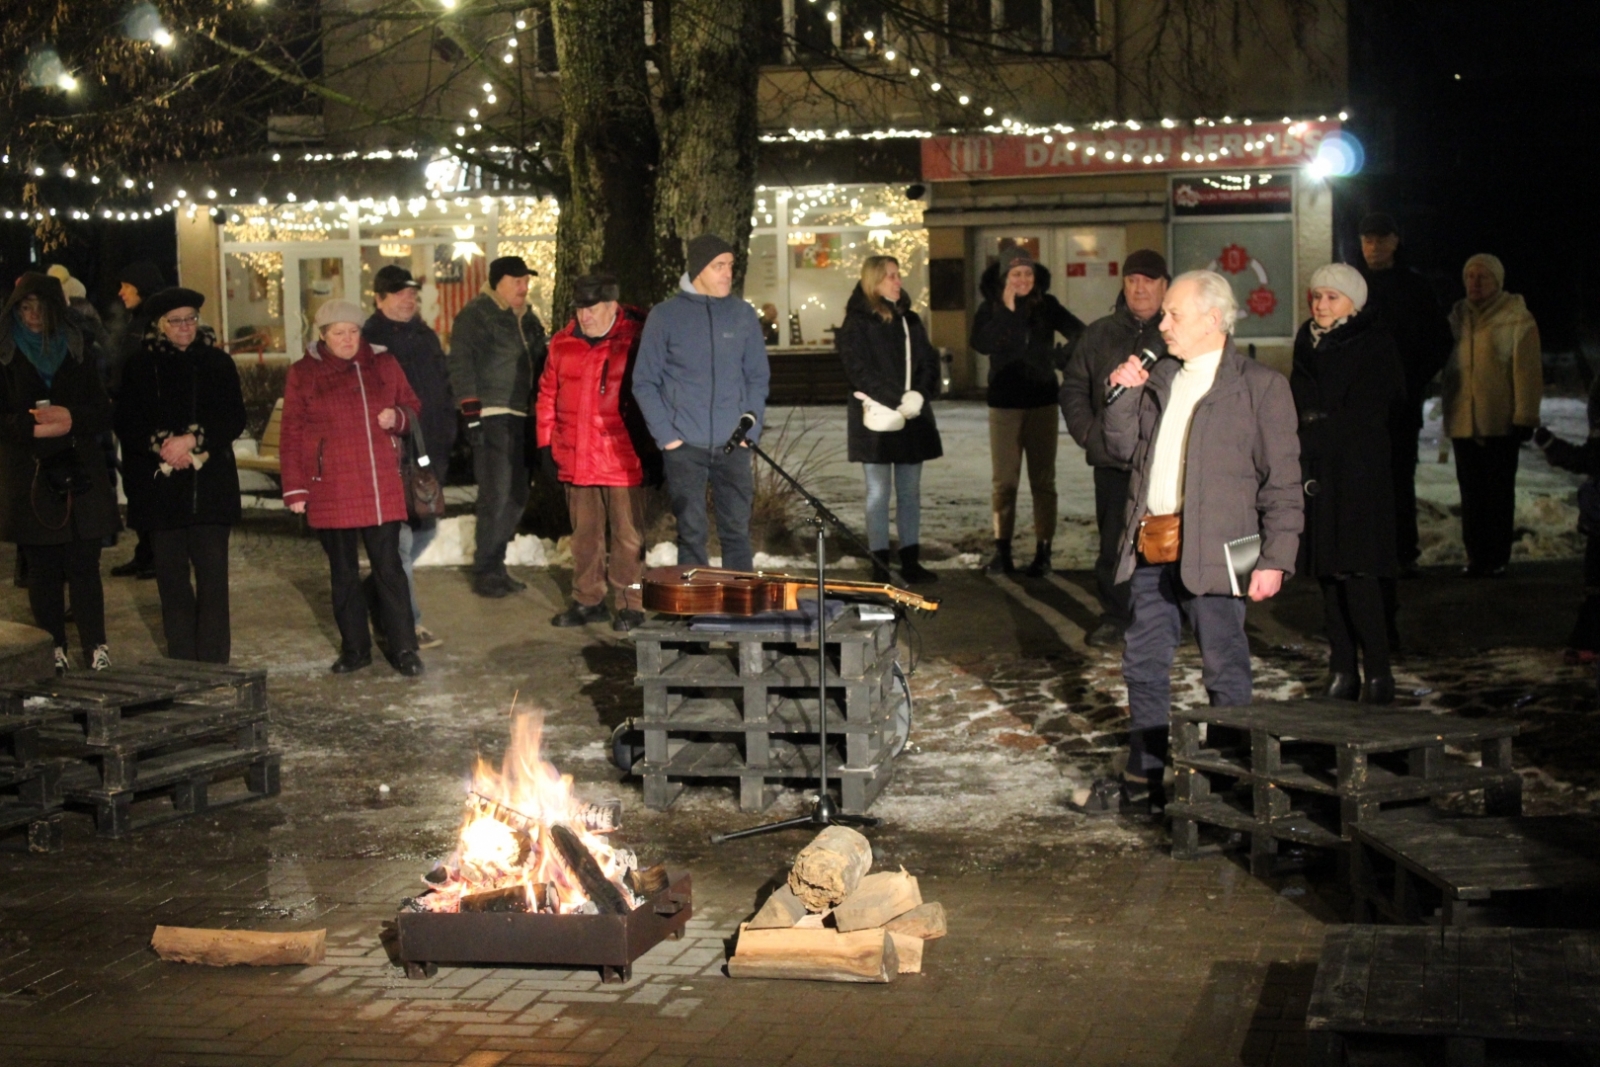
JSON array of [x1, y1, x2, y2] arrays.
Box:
[[11, 319, 68, 389], [1308, 313, 1354, 349]]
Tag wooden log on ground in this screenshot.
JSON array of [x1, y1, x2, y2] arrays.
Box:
[[748, 884, 807, 930], [787, 825, 873, 911], [889, 931, 924, 974], [885, 901, 947, 940], [549, 823, 631, 913], [832, 869, 922, 932], [728, 924, 897, 983], [151, 926, 326, 967]]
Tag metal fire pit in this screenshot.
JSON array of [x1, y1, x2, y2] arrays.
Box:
[[395, 869, 693, 982]]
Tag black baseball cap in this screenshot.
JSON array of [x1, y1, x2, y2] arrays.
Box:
[[1359, 212, 1399, 237], [373, 265, 420, 295], [489, 256, 535, 288]]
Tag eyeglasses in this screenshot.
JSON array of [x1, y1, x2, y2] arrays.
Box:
[[166, 315, 199, 326]]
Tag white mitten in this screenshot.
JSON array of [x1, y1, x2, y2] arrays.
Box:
[[855, 391, 906, 433], [897, 390, 924, 420]]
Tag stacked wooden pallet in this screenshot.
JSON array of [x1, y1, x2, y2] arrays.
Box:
[[1167, 700, 1522, 876], [1, 660, 279, 838], [627, 612, 903, 814], [0, 700, 63, 851]]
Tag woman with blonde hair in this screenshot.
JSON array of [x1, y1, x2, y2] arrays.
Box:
[[836, 255, 943, 583]]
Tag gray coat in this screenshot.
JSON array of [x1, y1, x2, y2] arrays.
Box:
[[1059, 301, 1166, 470], [1103, 340, 1303, 595]]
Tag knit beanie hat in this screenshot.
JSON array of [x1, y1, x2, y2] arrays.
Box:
[[998, 245, 1036, 274], [685, 234, 734, 282], [118, 260, 166, 299], [1463, 253, 1505, 290], [312, 299, 367, 330], [1308, 263, 1368, 311]]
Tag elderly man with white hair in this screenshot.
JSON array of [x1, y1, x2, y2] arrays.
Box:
[[1097, 270, 1303, 815]]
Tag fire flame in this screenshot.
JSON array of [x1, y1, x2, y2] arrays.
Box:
[[418, 711, 638, 914]]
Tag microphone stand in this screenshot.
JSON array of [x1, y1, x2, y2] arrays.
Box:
[[710, 440, 881, 843]]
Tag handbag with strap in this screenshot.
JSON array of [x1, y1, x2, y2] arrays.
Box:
[[1136, 513, 1182, 565], [401, 420, 446, 521], [856, 316, 913, 433]]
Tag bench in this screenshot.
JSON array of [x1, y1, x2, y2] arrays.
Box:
[[235, 397, 282, 478]]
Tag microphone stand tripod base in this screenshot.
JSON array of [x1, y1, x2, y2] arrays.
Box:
[[709, 795, 879, 845]]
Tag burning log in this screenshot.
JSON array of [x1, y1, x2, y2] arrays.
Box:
[[627, 863, 670, 898], [152, 926, 326, 967], [549, 823, 632, 914], [787, 826, 872, 911], [461, 885, 542, 913]]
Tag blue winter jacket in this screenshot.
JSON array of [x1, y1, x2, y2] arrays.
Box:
[[634, 275, 771, 450]]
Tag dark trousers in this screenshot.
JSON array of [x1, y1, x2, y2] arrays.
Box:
[[318, 522, 417, 659], [662, 444, 755, 571], [472, 415, 530, 576], [1391, 419, 1421, 567], [1453, 436, 1522, 571], [1123, 561, 1252, 777], [1320, 575, 1390, 680], [24, 539, 106, 653], [1570, 533, 1600, 652], [151, 524, 232, 663], [1093, 466, 1133, 627]]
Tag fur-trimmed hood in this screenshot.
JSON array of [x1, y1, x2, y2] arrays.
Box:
[[979, 259, 1054, 302]]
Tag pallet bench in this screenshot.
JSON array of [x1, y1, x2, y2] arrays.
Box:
[[1306, 925, 1600, 1066], [628, 612, 903, 814], [1168, 700, 1521, 876], [1351, 807, 1600, 927], [0, 660, 277, 838], [0, 704, 63, 851]]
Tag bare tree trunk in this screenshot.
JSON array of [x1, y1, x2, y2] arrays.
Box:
[[550, 0, 660, 314], [653, 0, 763, 298]]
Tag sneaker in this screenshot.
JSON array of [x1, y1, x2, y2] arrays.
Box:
[[415, 626, 444, 650], [613, 609, 647, 632], [90, 645, 112, 671], [53, 647, 69, 675], [552, 602, 610, 627]]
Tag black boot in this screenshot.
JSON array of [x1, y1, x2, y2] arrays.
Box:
[[1024, 540, 1052, 577], [1323, 671, 1361, 701], [1363, 675, 1395, 705], [898, 545, 938, 585], [869, 550, 893, 583], [985, 540, 1015, 576]]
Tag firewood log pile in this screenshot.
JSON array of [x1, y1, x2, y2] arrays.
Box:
[[728, 826, 945, 983]]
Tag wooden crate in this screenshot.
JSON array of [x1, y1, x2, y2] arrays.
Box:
[[1306, 925, 1600, 1066], [1168, 700, 1521, 876], [1351, 807, 1600, 927], [629, 613, 901, 814]]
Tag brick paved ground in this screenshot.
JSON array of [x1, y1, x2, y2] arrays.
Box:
[[1, 527, 1593, 1066]]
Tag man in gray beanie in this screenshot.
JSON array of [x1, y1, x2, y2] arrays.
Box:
[[633, 235, 770, 570]]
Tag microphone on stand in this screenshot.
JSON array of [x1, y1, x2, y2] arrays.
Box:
[[1104, 349, 1162, 406], [722, 412, 757, 454]]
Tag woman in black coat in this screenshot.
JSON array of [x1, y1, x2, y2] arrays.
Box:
[[1531, 379, 1600, 664], [969, 245, 1084, 576], [837, 256, 943, 584], [0, 273, 119, 672], [1290, 264, 1405, 704], [114, 288, 247, 663]]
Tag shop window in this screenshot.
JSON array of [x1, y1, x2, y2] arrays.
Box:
[[224, 252, 285, 355], [762, 0, 886, 65], [946, 0, 1098, 56]]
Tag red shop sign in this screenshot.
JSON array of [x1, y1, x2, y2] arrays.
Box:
[[921, 120, 1340, 181]]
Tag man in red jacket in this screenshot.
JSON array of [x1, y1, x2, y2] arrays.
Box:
[[536, 273, 655, 632]]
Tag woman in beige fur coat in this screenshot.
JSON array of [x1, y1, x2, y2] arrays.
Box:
[[1442, 253, 1541, 577]]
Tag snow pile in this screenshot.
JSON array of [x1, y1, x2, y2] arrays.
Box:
[[412, 515, 560, 569]]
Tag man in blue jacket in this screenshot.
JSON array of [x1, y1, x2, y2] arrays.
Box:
[[634, 235, 771, 571]]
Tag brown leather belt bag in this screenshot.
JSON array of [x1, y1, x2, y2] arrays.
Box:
[[1137, 514, 1182, 565]]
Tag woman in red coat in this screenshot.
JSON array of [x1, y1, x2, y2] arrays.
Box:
[[535, 273, 654, 632], [280, 300, 424, 675]]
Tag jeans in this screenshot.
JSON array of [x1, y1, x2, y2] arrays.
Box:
[[398, 520, 438, 627], [862, 463, 922, 551], [662, 444, 755, 571], [24, 539, 106, 653], [1123, 561, 1252, 777], [988, 405, 1059, 542], [150, 524, 232, 663], [472, 415, 530, 576], [1093, 466, 1133, 627], [318, 522, 417, 659]]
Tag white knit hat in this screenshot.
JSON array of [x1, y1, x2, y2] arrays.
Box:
[[312, 299, 366, 330], [1308, 263, 1368, 311]]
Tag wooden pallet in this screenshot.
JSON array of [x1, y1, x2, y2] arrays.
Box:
[[1351, 807, 1600, 927], [629, 613, 902, 814], [0, 702, 64, 851], [1168, 700, 1521, 877], [0, 660, 267, 745], [1306, 925, 1600, 1066], [58, 748, 280, 838]]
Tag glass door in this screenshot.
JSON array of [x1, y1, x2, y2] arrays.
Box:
[[1054, 225, 1126, 324]]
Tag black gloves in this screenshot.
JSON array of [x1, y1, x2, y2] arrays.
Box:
[[1511, 424, 1535, 444], [1532, 425, 1554, 448], [537, 445, 559, 484]]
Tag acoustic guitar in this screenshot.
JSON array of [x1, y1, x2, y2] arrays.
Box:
[[639, 566, 941, 616]]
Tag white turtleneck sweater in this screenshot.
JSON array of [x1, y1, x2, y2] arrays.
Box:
[[1145, 348, 1224, 515]]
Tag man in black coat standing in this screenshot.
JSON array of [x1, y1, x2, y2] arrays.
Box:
[[1357, 214, 1453, 579], [107, 259, 166, 580], [364, 266, 456, 649]]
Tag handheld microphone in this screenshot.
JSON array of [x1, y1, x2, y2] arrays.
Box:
[[723, 412, 757, 454], [1104, 349, 1161, 406]]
